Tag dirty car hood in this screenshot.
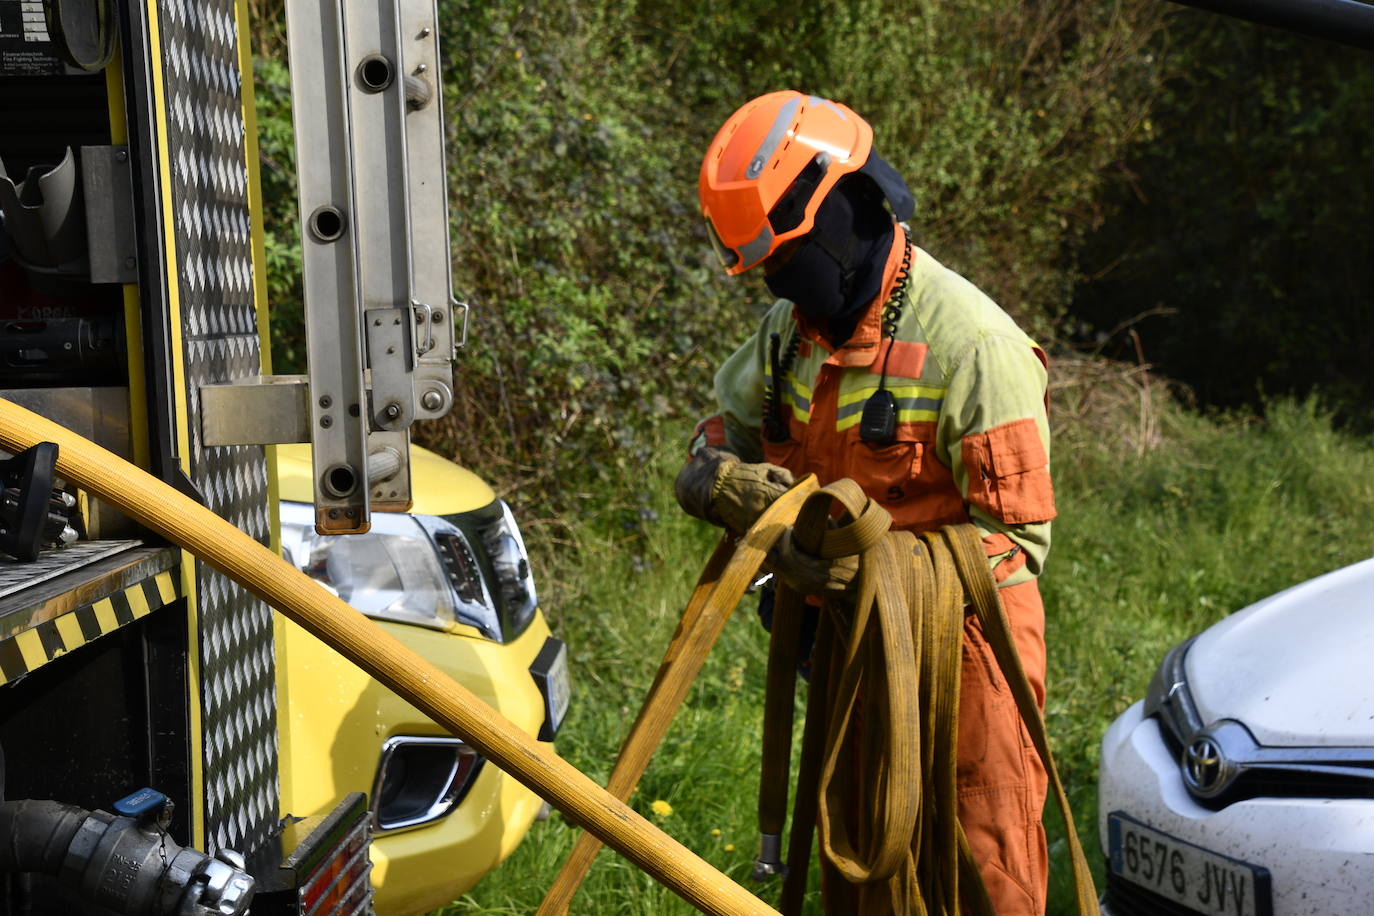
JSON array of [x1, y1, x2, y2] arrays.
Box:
[[1186, 557, 1374, 747]]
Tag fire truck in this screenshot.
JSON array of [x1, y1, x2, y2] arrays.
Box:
[[0, 1, 567, 913]]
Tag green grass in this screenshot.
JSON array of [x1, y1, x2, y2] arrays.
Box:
[[440, 471, 805, 915], [1042, 398, 1374, 908], [439, 398, 1374, 915]]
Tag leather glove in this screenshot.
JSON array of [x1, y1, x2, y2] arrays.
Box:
[[766, 528, 858, 597], [674, 447, 794, 533], [675, 447, 734, 522], [710, 458, 794, 534]]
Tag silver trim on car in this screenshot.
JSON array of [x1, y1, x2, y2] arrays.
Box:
[[1144, 639, 1374, 806], [370, 735, 485, 833]]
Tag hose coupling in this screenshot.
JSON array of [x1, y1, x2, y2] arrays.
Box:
[[0, 788, 255, 916], [750, 833, 788, 881]]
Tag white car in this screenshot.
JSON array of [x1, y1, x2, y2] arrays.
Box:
[[1097, 557, 1374, 916]]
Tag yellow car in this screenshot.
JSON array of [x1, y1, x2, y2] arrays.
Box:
[[273, 443, 569, 915]]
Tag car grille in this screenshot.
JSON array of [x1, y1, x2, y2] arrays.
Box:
[[1147, 641, 1374, 808], [1155, 711, 1374, 807], [1103, 870, 1208, 916]]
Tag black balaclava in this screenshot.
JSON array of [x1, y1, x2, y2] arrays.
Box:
[[764, 173, 895, 345]]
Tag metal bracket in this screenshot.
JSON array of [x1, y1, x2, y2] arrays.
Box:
[[365, 307, 413, 430], [200, 377, 311, 446], [79, 145, 138, 284], [411, 299, 434, 356], [453, 299, 470, 349], [398, 0, 458, 421]]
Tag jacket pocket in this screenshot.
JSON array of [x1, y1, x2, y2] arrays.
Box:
[[850, 433, 923, 505], [962, 418, 1056, 524]]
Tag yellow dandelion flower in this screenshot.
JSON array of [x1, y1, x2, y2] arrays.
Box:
[[724, 843, 735, 852], [650, 799, 672, 817], [710, 828, 721, 837]]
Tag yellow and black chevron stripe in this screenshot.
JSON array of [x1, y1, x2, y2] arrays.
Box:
[[0, 570, 179, 685]]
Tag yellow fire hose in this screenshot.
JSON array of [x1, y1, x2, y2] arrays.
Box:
[[781, 480, 985, 914], [780, 484, 1096, 913], [0, 398, 780, 916], [538, 477, 821, 915], [542, 476, 1098, 915]]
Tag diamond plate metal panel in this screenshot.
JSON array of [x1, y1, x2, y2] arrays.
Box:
[[156, 0, 278, 856]]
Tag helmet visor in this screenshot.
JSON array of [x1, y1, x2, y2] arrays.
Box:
[[705, 218, 740, 270], [705, 216, 776, 275]]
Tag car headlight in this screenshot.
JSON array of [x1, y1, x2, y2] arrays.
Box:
[[1143, 637, 1202, 754], [433, 499, 539, 641], [280, 501, 502, 638]]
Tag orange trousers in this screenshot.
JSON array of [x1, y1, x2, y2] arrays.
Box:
[[957, 579, 1049, 915]]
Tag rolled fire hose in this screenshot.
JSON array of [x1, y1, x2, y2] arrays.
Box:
[[538, 477, 821, 915], [777, 481, 976, 913], [542, 474, 1097, 915], [778, 480, 1097, 914], [0, 398, 780, 916]]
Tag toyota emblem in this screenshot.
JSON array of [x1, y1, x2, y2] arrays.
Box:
[[1182, 735, 1228, 797]]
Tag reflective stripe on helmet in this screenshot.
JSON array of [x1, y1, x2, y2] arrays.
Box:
[[810, 95, 848, 119], [705, 213, 776, 273], [736, 224, 775, 272], [746, 96, 801, 180]]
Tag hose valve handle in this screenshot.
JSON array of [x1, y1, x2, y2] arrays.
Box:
[[750, 833, 788, 881], [113, 787, 174, 832]]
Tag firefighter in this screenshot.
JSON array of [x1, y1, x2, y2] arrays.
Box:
[[676, 91, 1056, 915]]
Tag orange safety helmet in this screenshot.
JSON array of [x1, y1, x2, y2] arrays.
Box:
[[700, 91, 897, 275]]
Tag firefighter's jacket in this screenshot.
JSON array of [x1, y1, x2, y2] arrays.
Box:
[[694, 232, 1054, 587]]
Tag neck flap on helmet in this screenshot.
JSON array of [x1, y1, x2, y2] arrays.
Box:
[[764, 169, 898, 341]]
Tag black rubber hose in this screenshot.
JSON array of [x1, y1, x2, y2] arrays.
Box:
[[0, 799, 87, 874], [0, 798, 255, 915]]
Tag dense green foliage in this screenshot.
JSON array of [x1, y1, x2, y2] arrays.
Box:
[[250, 0, 1163, 522], [1071, 9, 1374, 424], [436, 397, 1374, 915], [251, 49, 306, 374]]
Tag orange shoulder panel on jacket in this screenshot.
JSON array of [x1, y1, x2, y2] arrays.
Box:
[[869, 339, 927, 379]]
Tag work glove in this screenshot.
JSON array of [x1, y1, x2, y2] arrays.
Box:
[[674, 447, 794, 533], [766, 528, 859, 597]]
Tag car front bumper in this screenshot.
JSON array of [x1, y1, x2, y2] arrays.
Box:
[[1098, 701, 1374, 916]]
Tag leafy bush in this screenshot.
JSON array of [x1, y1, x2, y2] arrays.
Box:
[[248, 0, 1165, 526]]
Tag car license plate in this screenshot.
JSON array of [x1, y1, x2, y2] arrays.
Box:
[[545, 640, 571, 729], [1108, 812, 1272, 916]]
